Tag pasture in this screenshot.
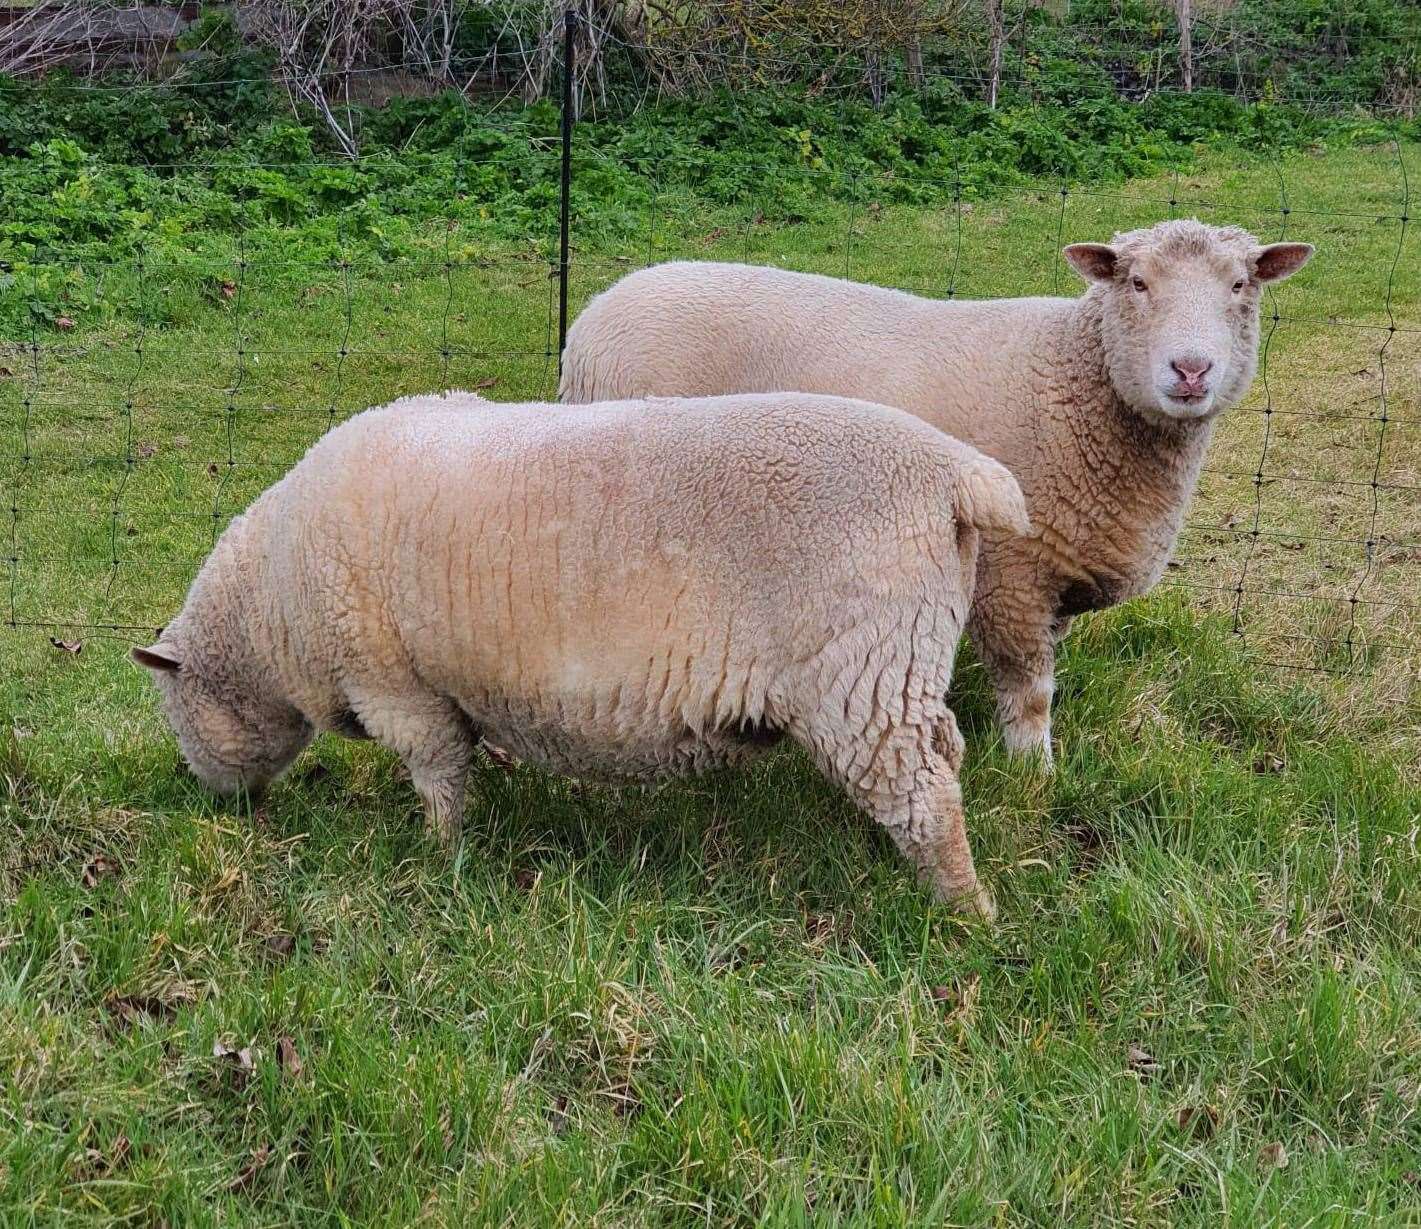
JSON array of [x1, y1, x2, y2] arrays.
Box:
[[3, 137, 1421, 1225]]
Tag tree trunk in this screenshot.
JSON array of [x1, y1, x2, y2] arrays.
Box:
[[1177, 0, 1192, 93], [906, 38, 924, 90], [866, 46, 885, 107], [986, 0, 1005, 108]]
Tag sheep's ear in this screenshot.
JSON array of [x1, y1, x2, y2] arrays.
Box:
[[1252, 242, 1314, 284], [1062, 243, 1119, 284], [132, 644, 181, 673]]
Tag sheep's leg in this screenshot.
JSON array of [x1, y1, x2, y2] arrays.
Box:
[[350, 690, 477, 846], [806, 710, 994, 919], [991, 649, 1055, 767], [968, 588, 1056, 768]]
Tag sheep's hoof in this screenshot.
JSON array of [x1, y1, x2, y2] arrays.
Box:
[[424, 810, 462, 848], [945, 882, 997, 923], [1005, 738, 1055, 773]]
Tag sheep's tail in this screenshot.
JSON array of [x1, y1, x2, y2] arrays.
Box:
[[557, 343, 600, 404], [953, 452, 1032, 537]]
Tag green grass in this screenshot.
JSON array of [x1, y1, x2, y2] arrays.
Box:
[[3, 140, 1421, 1225]]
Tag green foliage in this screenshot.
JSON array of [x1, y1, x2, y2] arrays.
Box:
[[4, 65, 1409, 333], [0, 0, 1415, 330]]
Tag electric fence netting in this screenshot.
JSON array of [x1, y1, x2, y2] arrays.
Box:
[[2, 1, 1418, 692]]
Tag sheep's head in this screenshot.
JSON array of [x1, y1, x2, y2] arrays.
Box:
[[1064, 220, 1313, 427], [133, 631, 311, 799]]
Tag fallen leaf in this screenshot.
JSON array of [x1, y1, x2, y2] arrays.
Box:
[[264, 932, 296, 958], [104, 990, 185, 1026], [932, 973, 981, 1020], [228, 1143, 271, 1193], [276, 1035, 302, 1079], [73, 1132, 131, 1179], [210, 866, 242, 893], [108, 1133, 131, 1171], [81, 854, 117, 889], [547, 1093, 570, 1135], [607, 1081, 642, 1119], [213, 1037, 257, 1088], [472, 376, 498, 390], [1258, 1141, 1289, 1169], [1176, 1104, 1219, 1139], [296, 761, 331, 784], [55, 316, 76, 331], [1127, 1044, 1161, 1077], [212, 1037, 253, 1064], [50, 638, 82, 655]]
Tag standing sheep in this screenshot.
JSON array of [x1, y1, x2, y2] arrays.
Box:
[[559, 220, 1313, 764], [133, 391, 1030, 918]]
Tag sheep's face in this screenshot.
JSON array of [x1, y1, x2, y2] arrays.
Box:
[[1064, 221, 1313, 427], [133, 641, 311, 798]]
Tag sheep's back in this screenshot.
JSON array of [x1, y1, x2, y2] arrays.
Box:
[[562, 261, 1069, 473], [264, 392, 976, 776]]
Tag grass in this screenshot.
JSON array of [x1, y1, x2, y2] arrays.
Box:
[[3, 137, 1421, 1225]]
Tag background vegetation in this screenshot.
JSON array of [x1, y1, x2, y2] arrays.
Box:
[[2, 0, 1417, 329]]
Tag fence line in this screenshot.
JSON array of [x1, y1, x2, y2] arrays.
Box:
[[2, 26, 1418, 681]]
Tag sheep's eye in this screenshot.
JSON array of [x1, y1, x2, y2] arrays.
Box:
[[1232, 279, 1247, 292], [1131, 276, 1148, 292]]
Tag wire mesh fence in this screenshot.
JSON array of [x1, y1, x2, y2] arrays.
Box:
[[1, 8, 1418, 686]]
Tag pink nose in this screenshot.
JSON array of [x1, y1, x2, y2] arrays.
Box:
[[1171, 357, 1213, 386]]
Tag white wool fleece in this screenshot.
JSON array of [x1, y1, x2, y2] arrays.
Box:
[[135, 390, 1030, 918], [559, 219, 1314, 763]]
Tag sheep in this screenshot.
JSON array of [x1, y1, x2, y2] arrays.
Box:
[[559, 220, 1314, 765], [132, 389, 1031, 918]]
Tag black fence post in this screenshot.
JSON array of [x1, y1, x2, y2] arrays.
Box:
[[557, 9, 576, 370]]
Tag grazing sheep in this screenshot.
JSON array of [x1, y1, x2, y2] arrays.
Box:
[[133, 390, 1030, 917], [559, 220, 1314, 764]]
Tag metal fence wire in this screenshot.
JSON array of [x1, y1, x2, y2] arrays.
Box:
[[1, 12, 1418, 687]]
